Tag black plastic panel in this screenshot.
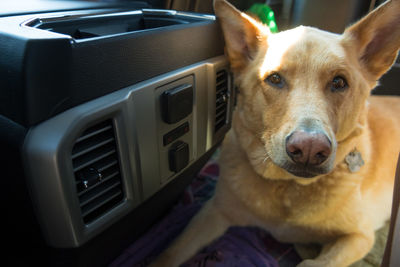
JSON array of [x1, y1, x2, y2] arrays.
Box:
[[0, 9, 224, 127]]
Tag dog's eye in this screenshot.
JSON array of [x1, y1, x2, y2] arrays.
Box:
[[265, 73, 284, 88], [331, 76, 348, 92]]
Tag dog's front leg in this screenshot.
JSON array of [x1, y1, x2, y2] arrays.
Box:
[[297, 230, 374, 267], [150, 198, 233, 267]]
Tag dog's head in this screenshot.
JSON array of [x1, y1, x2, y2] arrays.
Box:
[[214, 0, 400, 182]]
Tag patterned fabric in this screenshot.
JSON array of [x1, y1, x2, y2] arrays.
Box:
[[110, 159, 302, 267]]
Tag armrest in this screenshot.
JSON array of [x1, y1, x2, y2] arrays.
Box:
[[382, 153, 400, 267]]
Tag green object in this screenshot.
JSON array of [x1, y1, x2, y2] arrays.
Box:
[[247, 3, 278, 33]]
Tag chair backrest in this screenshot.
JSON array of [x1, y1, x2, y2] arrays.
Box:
[[382, 153, 400, 267]]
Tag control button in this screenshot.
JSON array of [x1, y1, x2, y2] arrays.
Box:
[[163, 122, 189, 146], [169, 141, 189, 173], [161, 84, 193, 124]]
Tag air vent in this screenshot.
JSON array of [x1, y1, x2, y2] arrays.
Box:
[[215, 70, 229, 133], [72, 120, 124, 224]]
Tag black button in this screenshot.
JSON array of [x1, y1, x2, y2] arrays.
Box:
[[161, 84, 193, 124], [163, 122, 189, 146], [169, 141, 189, 173]]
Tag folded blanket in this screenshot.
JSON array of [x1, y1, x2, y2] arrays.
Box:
[[110, 160, 301, 267]]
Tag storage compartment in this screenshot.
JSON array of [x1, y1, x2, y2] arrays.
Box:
[[28, 10, 204, 40]]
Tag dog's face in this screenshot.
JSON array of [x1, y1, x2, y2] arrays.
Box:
[[214, 0, 400, 181]]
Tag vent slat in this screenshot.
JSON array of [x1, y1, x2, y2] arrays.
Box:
[[79, 180, 121, 207], [72, 120, 124, 224], [215, 70, 229, 133], [216, 87, 227, 95], [216, 108, 227, 119], [216, 96, 227, 105], [216, 71, 226, 82], [72, 137, 114, 159], [73, 148, 116, 172], [77, 170, 119, 197], [216, 79, 227, 88], [76, 125, 112, 143], [215, 115, 226, 126], [216, 102, 227, 112], [215, 121, 226, 132], [75, 156, 119, 193], [82, 194, 123, 223], [81, 190, 123, 218], [97, 159, 118, 173], [80, 155, 118, 174]]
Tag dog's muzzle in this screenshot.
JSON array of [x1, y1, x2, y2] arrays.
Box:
[[283, 129, 334, 178]]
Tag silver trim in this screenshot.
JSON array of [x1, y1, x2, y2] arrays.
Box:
[[23, 56, 230, 248], [142, 8, 178, 16]]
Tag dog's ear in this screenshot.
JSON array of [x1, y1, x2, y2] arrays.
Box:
[[343, 0, 400, 80], [214, 0, 269, 73]]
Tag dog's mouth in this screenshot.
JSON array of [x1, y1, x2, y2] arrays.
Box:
[[281, 162, 332, 178]]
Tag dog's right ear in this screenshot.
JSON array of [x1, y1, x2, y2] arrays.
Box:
[[214, 0, 269, 73], [343, 0, 400, 80]]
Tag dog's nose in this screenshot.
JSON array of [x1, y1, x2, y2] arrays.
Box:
[[286, 131, 331, 166]]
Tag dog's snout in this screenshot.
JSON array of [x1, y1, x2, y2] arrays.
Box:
[[286, 131, 332, 166]]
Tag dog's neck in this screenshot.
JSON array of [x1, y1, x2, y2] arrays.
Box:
[[334, 103, 371, 172]]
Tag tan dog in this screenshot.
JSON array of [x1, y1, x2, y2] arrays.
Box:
[[152, 0, 400, 266]]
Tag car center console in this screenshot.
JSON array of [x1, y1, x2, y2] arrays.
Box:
[[0, 2, 232, 266]]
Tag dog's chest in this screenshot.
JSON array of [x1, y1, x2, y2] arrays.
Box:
[[247, 186, 357, 243], [222, 168, 361, 242]]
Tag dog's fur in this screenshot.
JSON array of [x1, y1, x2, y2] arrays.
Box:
[[152, 0, 400, 266]]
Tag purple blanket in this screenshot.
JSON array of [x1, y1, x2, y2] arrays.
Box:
[[110, 160, 302, 267]]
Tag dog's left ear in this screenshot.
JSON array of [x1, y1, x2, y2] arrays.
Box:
[[343, 0, 400, 80]]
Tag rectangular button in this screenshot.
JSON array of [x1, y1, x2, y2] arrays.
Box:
[[161, 84, 193, 124], [163, 122, 189, 146], [169, 141, 189, 173]]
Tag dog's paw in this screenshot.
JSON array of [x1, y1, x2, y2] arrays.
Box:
[[296, 259, 324, 267]]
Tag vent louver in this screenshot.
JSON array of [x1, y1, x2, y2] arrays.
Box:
[[72, 120, 124, 224], [215, 70, 229, 133]]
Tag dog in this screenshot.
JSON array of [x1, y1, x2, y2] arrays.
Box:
[[151, 0, 400, 266]]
